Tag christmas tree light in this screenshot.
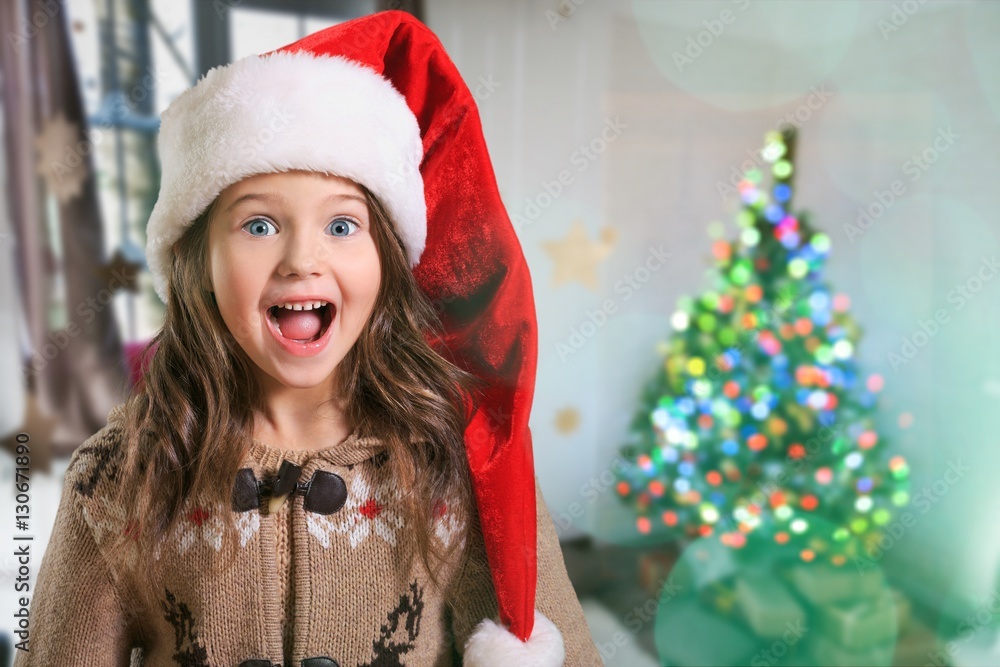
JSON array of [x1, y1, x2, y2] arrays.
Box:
[[614, 127, 909, 566]]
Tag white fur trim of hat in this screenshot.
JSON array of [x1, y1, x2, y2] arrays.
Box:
[[463, 609, 565, 667], [145, 50, 426, 304]]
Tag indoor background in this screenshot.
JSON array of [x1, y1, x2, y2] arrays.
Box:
[[2, 0, 999, 665]]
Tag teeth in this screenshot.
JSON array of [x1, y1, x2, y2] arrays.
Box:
[[268, 300, 332, 340], [275, 300, 328, 311]]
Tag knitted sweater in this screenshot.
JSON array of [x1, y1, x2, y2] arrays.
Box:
[[13, 405, 602, 666]]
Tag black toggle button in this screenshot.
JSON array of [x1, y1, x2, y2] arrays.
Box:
[[301, 470, 347, 515], [302, 657, 340, 667], [231, 464, 347, 516], [272, 460, 303, 499], [232, 468, 261, 512]]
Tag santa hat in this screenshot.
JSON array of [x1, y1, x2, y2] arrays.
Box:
[[144, 10, 562, 666]]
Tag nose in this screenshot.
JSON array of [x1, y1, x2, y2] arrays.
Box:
[[277, 226, 320, 277]]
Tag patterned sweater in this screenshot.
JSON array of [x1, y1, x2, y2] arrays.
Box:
[[13, 406, 602, 666]]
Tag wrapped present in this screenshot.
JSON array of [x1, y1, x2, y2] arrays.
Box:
[[815, 588, 898, 650], [857, 567, 888, 598], [790, 564, 861, 605], [736, 573, 808, 639], [808, 633, 895, 666], [789, 564, 886, 606]]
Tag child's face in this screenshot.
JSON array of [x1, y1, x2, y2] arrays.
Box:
[[207, 170, 381, 392]]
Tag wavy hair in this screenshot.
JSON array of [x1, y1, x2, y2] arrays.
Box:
[[104, 181, 485, 617]]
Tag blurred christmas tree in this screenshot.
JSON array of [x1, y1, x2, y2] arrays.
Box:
[[614, 127, 910, 568]]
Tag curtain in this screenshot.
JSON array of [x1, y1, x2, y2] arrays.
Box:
[[0, 0, 127, 462]]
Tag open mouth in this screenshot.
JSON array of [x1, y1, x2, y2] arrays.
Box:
[[266, 301, 335, 344]]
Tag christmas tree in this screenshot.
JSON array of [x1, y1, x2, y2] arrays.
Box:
[[614, 127, 910, 567]]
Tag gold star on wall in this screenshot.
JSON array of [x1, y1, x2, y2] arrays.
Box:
[[554, 406, 581, 435], [542, 220, 616, 291], [92, 248, 144, 294]]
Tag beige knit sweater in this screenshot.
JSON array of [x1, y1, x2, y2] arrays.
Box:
[[13, 405, 602, 666]]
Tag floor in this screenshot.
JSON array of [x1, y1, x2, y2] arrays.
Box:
[[563, 538, 664, 666]]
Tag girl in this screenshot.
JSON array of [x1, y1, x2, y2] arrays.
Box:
[[15, 10, 601, 667]]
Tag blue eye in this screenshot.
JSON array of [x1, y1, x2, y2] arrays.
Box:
[[243, 218, 276, 237], [327, 217, 360, 237]]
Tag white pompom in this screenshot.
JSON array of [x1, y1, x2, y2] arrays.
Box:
[[463, 609, 565, 667]]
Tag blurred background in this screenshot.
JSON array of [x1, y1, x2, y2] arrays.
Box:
[[2, 0, 1000, 665]]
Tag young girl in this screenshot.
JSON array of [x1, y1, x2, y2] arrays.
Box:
[[15, 10, 602, 667]]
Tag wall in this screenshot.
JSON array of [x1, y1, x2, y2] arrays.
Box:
[[427, 0, 1000, 615]]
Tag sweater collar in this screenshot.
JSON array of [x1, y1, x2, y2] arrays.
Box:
[[106, 403, 389, 470], [247, 429, 388, 470]]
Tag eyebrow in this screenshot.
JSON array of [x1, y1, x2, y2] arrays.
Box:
[[222, 191, 367, 214]]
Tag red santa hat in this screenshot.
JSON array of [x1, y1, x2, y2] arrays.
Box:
[[144, 10, 561, 666]]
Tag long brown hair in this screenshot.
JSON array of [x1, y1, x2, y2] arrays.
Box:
[[104, 181, 485, 615]]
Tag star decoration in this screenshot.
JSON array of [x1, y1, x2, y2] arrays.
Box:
[[431, 497, 465, 549], [172, 503, 225, 555], [34, 111, 88, 204], [542, 220, 616, 291], [92, 247, 144, 294], [554, 406, 581, 434], [307, 472, 405, 549], [339, 480, 405, 548], [235, 512, 261, 548]]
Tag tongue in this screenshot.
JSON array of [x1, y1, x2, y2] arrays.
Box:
[[274, 308, 323, 341]]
